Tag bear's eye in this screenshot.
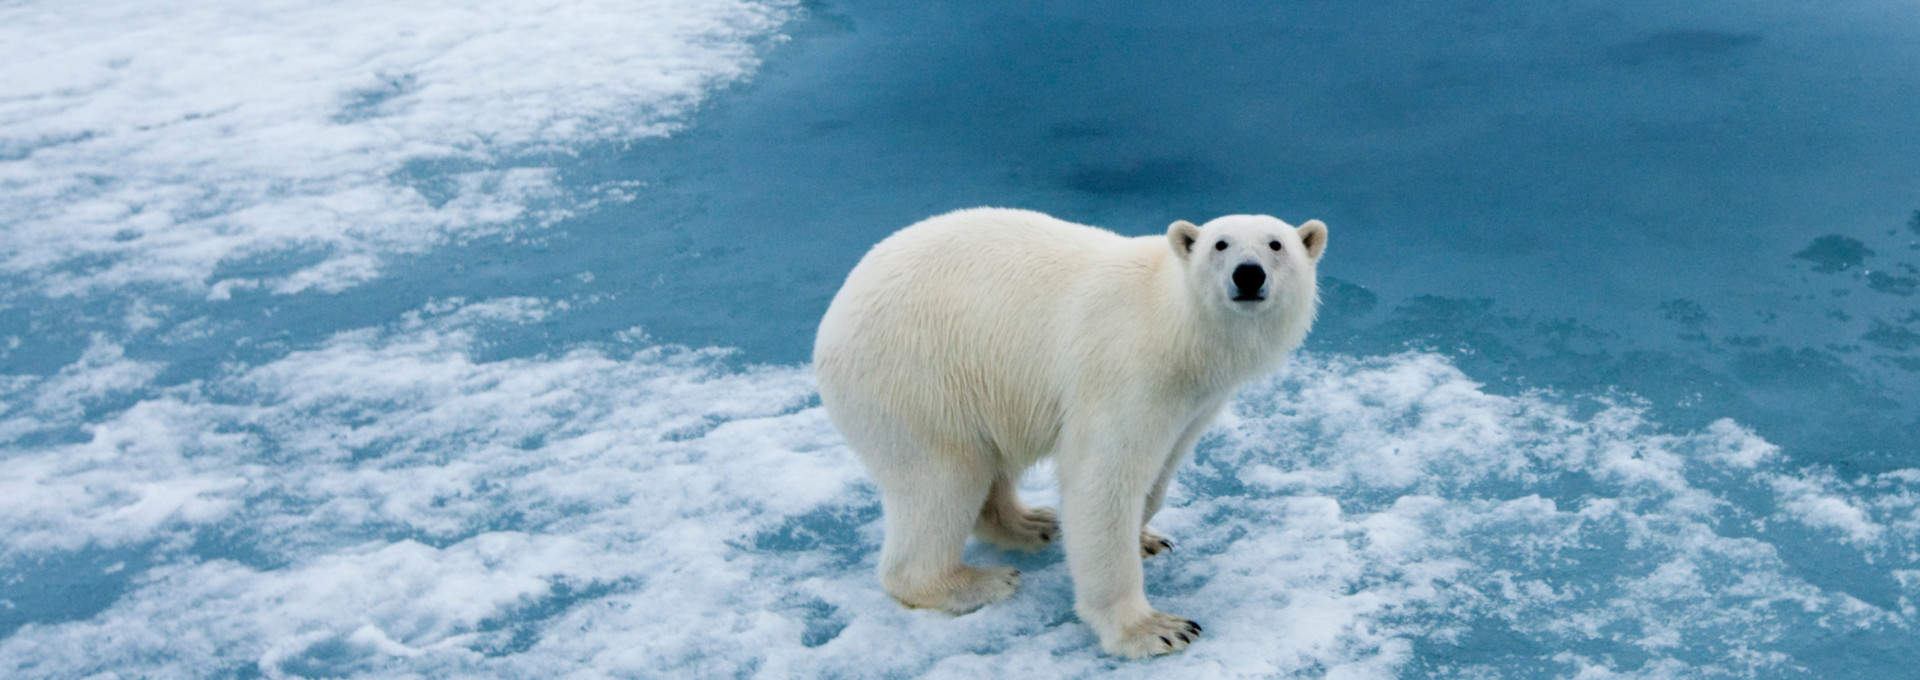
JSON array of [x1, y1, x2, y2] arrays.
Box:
[[1269, 240, 1282, 251], [1213, 240, 1228, 251]]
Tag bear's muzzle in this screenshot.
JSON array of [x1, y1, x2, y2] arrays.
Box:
[[1231, 263, 1266, 301]]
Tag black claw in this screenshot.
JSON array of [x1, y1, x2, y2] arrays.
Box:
[[1177, 633, 1190, 643], [1161, 540, 1173, 550], [1192, 622, 1202, 633], [1039, 533, 1050, 542], [1159, 636, 1171, 647]]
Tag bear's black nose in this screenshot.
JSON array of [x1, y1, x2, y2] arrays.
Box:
[[1232, 263, 1266, 300]]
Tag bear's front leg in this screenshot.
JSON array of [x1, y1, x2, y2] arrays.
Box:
[[1057, 424, 1201, 658]]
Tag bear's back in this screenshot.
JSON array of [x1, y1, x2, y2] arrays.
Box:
[[862, 207, 1119, 287], [818, 208, 1129, 351], [814, 208, 1147, 462]]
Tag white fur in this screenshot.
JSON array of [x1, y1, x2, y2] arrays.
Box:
[[814, 207, 1325, 658]]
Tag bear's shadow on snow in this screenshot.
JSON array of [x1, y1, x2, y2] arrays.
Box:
[[748, 502, 1077, 575]]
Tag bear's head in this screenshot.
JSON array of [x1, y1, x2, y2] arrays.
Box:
[[1167, 215, 1325, 320]]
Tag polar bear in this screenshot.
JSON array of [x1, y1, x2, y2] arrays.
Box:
[[813, 208, 1324, 658]]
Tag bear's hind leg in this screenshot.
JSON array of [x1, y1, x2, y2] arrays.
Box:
[[973, 474, 1059, 551], [875, 448, 1021, 615]]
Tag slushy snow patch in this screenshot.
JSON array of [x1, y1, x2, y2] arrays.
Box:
[[3, 314, 1914, 678], [0, 0, 791, 297]]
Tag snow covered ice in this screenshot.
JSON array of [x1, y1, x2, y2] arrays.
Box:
[[4, 0, 1919, 677]]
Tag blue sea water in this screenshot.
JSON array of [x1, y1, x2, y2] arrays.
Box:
[[2, 0, 1918, 677]]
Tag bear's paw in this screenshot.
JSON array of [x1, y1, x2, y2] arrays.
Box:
[[913, 566, 1022, 616], [976, 505, 1059, 551], [1140, 527, 1173, 558], [1111, 611, 1202, 658]]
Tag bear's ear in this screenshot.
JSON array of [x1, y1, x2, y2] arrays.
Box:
[[1297, 220, 1327, 261], [1168, 220, 1201, 259]]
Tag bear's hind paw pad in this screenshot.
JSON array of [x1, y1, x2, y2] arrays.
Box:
[[979, 505, 1059, 551], [934, 566, 1022, 616]]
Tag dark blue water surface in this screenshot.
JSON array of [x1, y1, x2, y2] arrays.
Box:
[[560, 0, 1920, 465]]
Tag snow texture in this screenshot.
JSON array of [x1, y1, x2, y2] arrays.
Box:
[[0, 0, 790, 297], [2, 307, 1914, 677]]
